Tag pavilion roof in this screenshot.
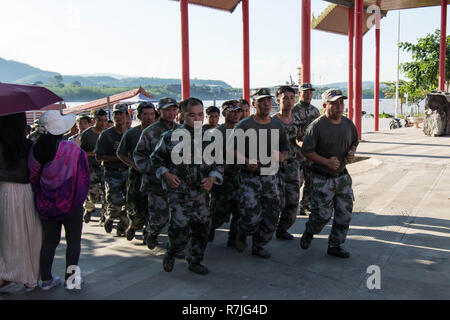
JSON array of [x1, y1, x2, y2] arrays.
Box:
[[63, 86, 153, 115], [170, 0, 241, 13]]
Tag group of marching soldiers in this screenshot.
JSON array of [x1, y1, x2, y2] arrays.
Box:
[[75, 83, 358, 275]]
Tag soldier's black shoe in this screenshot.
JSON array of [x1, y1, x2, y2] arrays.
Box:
[[327, 246, 350, 259], [163, 253, 175, 272], [142, 229, 148, 245], [226, 238, 235, 248], [251, 247, 271, 259], [146, 234, 159, 250], [175, 251, 186, 259], [300, 231, 313, 250], [188, 262, 209, 275], [104, 219, 113, 233], [208, 229, 215, 242], [83, 211, 92, 224], [116, 226, 126, 237], [234, 235, 247, 253], [126, 228, 135, 241], [276, 230, 294, 240], [299, 208, 308, 216]]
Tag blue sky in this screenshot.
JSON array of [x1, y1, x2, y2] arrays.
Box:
[[0, 0, 447, 88]]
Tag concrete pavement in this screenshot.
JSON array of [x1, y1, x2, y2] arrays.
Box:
[[1, 126, 449, 300]]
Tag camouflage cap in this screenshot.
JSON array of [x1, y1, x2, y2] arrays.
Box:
[[222, 100, 242, 112], [251, 88, 273, 101], [112, 103, 128, 113], [322, 89, 347, 103], [76, 114, 91, 122], [158, 97, 178, 110], [299, 83, 315, 91]]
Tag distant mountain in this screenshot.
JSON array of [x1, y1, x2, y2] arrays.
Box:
[[0, 57, 232, 88], [0, 57, 58, 83]]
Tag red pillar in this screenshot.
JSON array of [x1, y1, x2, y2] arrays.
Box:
[[348, 7, 354, 121], [180, 0, 190, 99], [301, 0, 311, 83], [242, 0, 250, 101], [354, 0, 363, 139], [375, 16, 380, 131], [439, 0, 447, 91]]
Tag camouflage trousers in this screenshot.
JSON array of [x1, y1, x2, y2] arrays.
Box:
[[237, 173, 281, 249], [210, 174, 240, 240], [83, 166, 106, 216], [166, 190, 211, 264], [146, 188, 170, 237], [305, 170, 354, 247], [127, 169, 149, 231], [104, 168, 129, 229], [277, 162, 301, 232], [300, 166, 311, 211]]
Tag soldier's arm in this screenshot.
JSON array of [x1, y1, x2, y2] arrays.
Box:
[[150, 134, 181, 188], [116, 132, 140, 171], [304, 152, 340, 171], [94, 133, 116, 162], [133, 131, 153, 174]]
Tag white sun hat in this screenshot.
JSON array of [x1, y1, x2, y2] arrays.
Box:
[[39, 110, 76, 135]]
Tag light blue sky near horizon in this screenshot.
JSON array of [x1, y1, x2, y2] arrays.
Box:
[[0, 0, 448, 88]]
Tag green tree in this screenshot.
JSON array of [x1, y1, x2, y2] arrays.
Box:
[[71, 80, 82, 87], [382, 80, 407, 115], [399, 29, 450, 92], [50, 74, 65, 88]]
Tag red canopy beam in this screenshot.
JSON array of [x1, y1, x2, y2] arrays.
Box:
[[375, 25, 380, 131], [439, 0, 447, 91], [348, 7, 354, 121], [242, 0, 250, 101], [301, 0, 311, 83], [354, 0, 363, 139], [180, 0, 190, 99]]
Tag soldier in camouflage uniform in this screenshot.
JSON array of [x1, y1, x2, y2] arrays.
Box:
[[80, 109, 108, 224], [95, 103, 130, 237], [292, 83, 321, 215], [151, 97, 224, 275], [233, 89, 290, 259], [117, 102, 157, 241], [133, 98, 180, 250], [272, 86, 304, 240], [208, 100, 242, 246], [300, 89, 358, 258]]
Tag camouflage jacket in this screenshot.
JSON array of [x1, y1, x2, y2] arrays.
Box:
[[292, 101, 321, 141], [150, 124, 224, 194], [134, 119, 179, 193]]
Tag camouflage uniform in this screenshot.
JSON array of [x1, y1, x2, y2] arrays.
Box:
[[117, 125, 148, 232], [233, 111, 290, 252], [292, 101, 321, 212], [301, 92, 359, 250], [273, 115, 303, 234], [209, 124, 241, 242], [95, 126, 129, 234], [80, 127, 106, 222], [134, 119, 180, 238], [150, 124, 223, 264]]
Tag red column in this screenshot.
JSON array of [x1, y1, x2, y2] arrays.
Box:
[[348, 7, 354, 121], [354, 0, 363, 139], [439, 0, 447, 91], [301, 0, 311, 83], [242, 0, 250, 101], [374, 9, 381, 132], [180, 0, 190, 99]]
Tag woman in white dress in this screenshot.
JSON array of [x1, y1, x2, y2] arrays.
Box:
[[0, 112, 42, 293]]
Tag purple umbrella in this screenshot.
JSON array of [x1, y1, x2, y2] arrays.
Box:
[[0, 82, 63, 116]]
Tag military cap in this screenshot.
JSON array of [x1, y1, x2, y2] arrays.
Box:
[[251, 88, 273, 101], [113, 103, 128, 113], [322, 89, 348, 103], [158, 97, 178, 110], [221, 100, 242, 112], [76, 114, 91, 122], [93, 108, 107, 117], [299, 83, 315, 91]]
